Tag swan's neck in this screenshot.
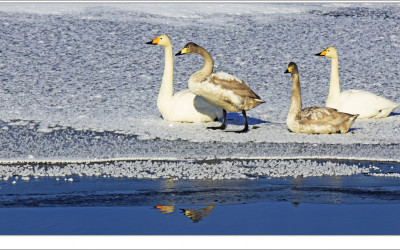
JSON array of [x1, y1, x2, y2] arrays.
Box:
[[326, 57, 340, 107], [190, 46, 213, 83], [158, 44, 174, 108], [289, 72, 302, 115], [286, 72, 302, 131]]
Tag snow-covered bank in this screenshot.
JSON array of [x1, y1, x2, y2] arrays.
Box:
[[0, 3, 399, 166], [0, 120, 398, 163]]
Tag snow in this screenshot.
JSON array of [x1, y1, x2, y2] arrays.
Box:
[[0, 159, 372, 180], [369, 173, 400, 178], [0, 3, 399, 179]]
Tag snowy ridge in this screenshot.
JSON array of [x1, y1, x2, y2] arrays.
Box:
[[0, 159, 372, 180], [369, 173, 400, 178]]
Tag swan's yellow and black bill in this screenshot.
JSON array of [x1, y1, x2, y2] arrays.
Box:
[[286, 62, 297, 73], [175, 48, 188, 56], [146, 37, 160, 45], [315, 50, 327, 56]]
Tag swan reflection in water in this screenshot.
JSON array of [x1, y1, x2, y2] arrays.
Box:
[[154, 205, 215, 223], [180, 206, 215, 223], [155, 206, 175, 214], [290, 175, 345, 206], [154, 178, 216, 223]]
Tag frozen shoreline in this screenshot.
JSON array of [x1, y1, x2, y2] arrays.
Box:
[[0, 121, 399, 163], [0, 3, 399, 167]]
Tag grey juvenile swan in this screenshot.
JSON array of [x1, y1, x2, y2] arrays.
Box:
[[285, 62, 358, 134]]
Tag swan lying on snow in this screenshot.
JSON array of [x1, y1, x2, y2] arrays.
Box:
[[176, 42, 265, 133], [285, 62, 358, 134], [146, 35, 223, 123], [316, 46, 399, 119]]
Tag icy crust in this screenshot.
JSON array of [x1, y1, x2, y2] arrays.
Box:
[[369, 173, 400, 178], [0, 121, 399, 163], [131, 117, 400, 145], [0, 159, 371, 181], [0, 3, 399, 158]]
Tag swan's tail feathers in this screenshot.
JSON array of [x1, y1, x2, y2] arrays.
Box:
[[347, 113, 359, 123], [339, 113, 358, 133], [256, 99, 266, 104], [374, 103, 399, 118], [244, 98, 266, 111], [394, 103, 400, 113], [386, 100, 400, 111], [350, 114, 359, 121]]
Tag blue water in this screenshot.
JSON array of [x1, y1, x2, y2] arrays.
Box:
[[1, 173, 400, 235], [1, 203, 399, 235]]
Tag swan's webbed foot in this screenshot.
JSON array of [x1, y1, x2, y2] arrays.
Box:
[[234, 125, 249, 133], [207, 124, 226, 130], [207, 109, 226, 131], [225, 124, 248, 133]]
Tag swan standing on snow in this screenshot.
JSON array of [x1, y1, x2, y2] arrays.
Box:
[[175, 42, 265, 133], [285, 62, 358, 134], [316, 46, 399, 118], [146, 35, 223, 123]]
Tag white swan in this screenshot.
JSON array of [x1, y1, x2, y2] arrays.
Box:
[[285, 62, 358, 134], [146, 35, 223, 123], [316, 46, 399, 118], [176, 42, 265, 133]]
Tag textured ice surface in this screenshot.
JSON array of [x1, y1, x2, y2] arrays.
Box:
[[0, 159, 372, 180], [0, 3, 399, 179]]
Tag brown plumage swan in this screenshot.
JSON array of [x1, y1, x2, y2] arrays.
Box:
[[285, 62, 358, 134], [176, 42, 265, 133]]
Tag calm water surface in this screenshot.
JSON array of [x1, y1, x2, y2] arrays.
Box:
[[1, 170, 400, 235]]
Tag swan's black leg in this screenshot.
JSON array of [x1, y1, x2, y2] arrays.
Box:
[[235, 110, 249, 133], [207, 109, 226, 130], [224, 110, 249, 133]]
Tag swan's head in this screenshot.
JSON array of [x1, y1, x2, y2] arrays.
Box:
[[315, 46, 338, 59], [285, 62, 298, 74], [175, 42, 200, 56], [146, 34, 171, 47]]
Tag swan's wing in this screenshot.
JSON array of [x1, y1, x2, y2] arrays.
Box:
[[338, 89, 398, 117], [194, 72, 264, 111], [206, 72, 261, 100], [299, 106, 352, 126], [341, 89, 398, 109]]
